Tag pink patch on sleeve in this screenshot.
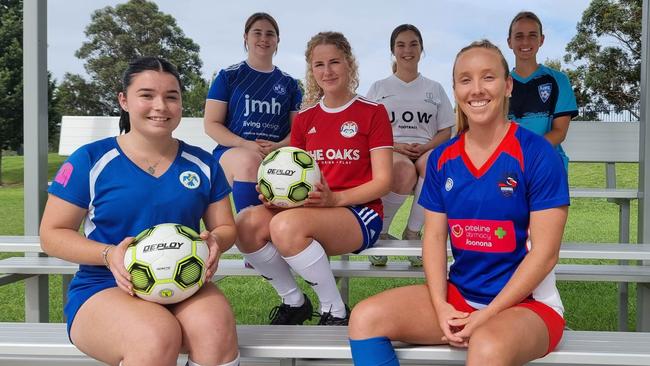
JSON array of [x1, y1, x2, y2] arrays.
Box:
[[54, 163, 74, 187]]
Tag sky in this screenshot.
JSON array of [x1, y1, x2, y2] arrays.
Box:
[[46, 0, 592, 99]]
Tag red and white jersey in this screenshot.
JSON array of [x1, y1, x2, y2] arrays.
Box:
[[291, 95, 393, 216]]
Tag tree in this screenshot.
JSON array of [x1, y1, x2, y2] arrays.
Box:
[[564, 0, 641, 119], [60, 0, 206, 117], [0, 0, 60, 183]]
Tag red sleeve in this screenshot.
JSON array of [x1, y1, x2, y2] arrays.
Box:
[[290, 112, 306, 149], [368, 104, 393, 150]]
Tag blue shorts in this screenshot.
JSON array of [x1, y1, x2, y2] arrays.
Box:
[[64, 269, 116, 337], [212, 146, 231, 163], [347, 205, 383, 253]]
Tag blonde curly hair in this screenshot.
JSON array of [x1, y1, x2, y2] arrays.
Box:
[[302, 31, 360, 108]]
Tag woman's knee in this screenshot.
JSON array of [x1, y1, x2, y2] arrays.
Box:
[[123, 318, 182, 366], [392, 160, 417, 193], [349, 298, 394, 339], [226, 149, 263, 181], [235, 207, 270, 250], [269, 212, 307, 254], [467, 327, 510, 365]]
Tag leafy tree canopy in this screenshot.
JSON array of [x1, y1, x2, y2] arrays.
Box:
[[564, 0, 641, 119], [62, 0, 207, 116]]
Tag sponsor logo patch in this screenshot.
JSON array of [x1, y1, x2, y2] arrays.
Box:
[[179, 171, 200, 189], [447, 219, 516, 253], [54, 162, 74, 187]]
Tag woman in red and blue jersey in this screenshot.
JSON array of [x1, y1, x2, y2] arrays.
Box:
[[349, 40, 569, 366]]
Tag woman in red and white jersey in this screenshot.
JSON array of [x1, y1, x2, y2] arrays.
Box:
[[236, 31, 393, 326]]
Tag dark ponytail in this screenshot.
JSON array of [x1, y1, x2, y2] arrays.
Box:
[[119, 56, 183, 134]]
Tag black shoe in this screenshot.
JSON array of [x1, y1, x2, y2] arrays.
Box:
[[268, 296, 313, 325], [318, 304, 350, 326]]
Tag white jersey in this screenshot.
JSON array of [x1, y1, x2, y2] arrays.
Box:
[[367, 74, 455, 145]]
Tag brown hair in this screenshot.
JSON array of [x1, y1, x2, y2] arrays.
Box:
[[302, 31, 359, 108], [452, 39, 510, 134], [508, 11, 543, 39], [390, 24, 424, 73], [243, 12, 279, 51]]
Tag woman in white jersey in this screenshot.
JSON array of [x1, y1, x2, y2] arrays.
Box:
[[366, 24, 455, 267]]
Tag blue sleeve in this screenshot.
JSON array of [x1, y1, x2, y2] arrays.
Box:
[[553, 70, 578, 119], [206, 69, 230, 102], [418, 148, 446, 213], [210, 161, 232, 203], [290, 78, 303, 112], [526, 137, 570, 211], [47, 148, 91, 209]]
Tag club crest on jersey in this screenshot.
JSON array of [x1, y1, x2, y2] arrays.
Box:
[[445, 177, 454, 191], [273, 82, 287, 95], [179, 171, 200, 189], [538, 83, 552, 103], [498, 176, 518, 197], [340, 121, 358, 138], [424, 92, 437, 105]]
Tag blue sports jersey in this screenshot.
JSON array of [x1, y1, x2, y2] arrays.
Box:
[[49, 137, 231, 277], [207, 61, 302, 150], [419, 123, 569, 313], [508, 65, 578, 168]]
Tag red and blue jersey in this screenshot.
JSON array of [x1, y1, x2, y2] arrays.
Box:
[[419, 123, 569, 315]]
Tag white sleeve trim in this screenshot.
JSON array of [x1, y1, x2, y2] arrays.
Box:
[[369, 145, 394, 152]]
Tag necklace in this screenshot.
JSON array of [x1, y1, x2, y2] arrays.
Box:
[[143, 142, 175, 175]]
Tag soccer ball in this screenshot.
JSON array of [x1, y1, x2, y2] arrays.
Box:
[[257, 146, 321, 208], [123, 223, 208, 304]]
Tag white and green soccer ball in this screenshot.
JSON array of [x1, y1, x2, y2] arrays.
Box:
[[257, 146, 321, 208], [123, 223, 208, 304]]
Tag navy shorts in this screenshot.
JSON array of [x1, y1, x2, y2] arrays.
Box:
[[347, 205, 383, 253], [212, 146, 231, 163]]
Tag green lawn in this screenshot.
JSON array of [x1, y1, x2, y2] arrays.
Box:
[[0, 155, 641, 330]]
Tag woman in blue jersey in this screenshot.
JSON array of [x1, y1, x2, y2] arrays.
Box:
[[349, 40, 569, 366], [507, 11, 578, 170], [41, 57, 240, 366], [204, 12, 302, 213], [366, 24, 455, 267]]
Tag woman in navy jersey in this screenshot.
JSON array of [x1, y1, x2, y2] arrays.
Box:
[[42, 57, 239, 366], [236, 31, 393, 326], [366, 24, 455, 267], [349, 40, 569, 366], [204, 12, 302, 213]]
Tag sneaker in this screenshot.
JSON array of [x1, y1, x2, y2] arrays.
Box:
[[403, 228, 423, 267], [370, 233, 397, 266], [268, 296, 313, 325], [318, 304, 350, 326]]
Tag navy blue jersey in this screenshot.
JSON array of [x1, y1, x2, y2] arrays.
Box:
[[49, 137, 231, 276], [508, 65, 578, 168], [207, 61, 302, 147], [419, 123, 569, 314]]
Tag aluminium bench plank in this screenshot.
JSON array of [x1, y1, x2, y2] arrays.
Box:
[[0, 323, 648, 365], [1, 257, 650, 283], [3, 237, 650, 260]]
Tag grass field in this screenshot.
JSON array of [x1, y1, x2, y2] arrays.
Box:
[[0, 154, 641, 330]]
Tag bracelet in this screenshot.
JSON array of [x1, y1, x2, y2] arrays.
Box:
[[101, 246, 112, 270]]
